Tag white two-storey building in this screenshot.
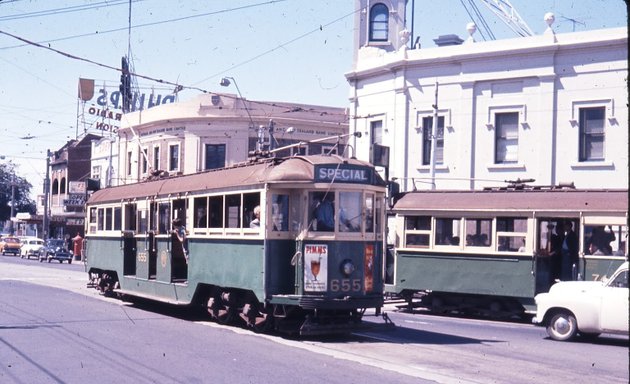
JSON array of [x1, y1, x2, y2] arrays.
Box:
[[346, 0, 628, 191]]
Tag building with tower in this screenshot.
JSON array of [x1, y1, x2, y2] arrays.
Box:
[[346, 0, 628, 192]]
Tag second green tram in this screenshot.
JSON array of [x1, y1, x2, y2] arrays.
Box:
[[387, 188, 628, 316]]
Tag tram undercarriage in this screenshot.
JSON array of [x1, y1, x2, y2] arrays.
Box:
[[88, 269, 392, 336], [399, 291, 527, 320]]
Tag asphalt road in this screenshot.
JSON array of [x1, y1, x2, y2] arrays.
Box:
[[1, 256, 628, 384]]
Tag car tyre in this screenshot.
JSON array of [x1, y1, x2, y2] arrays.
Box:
[[547, 311, 578, 341], [68, 259, 73, 264]]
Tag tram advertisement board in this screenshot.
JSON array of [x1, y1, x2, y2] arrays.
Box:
[[304, 244, 328, 292]]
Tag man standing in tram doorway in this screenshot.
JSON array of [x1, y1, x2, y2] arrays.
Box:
[[72, 232, 83, 261], [560, 221, 578, 280]]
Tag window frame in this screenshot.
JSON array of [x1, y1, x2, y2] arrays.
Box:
[[404, 215, 431, 248], [204, 143, 226, 170], [578, 106, 606, 162], [368, 3, 389, 42], [168, 143, 180, 173], [152, 145, 161, 171], [494, 112, 520, 164], [421, 115, 445, 165]]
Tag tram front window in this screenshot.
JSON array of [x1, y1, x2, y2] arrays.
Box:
[[339, 191, 361, 232], [271, 194, 289, 231], [310, 192, 335, 232], [309, 191, 362, 233]]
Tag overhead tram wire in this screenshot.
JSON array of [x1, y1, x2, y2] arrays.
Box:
[[194, 7, 362, 86], [0, 0, 134, 21], [0, 29, 354, 121], [0, 0, 288, 50], [458, 0, 494, 41]]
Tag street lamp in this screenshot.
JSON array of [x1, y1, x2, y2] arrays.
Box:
[[219, 77, 255, 130]]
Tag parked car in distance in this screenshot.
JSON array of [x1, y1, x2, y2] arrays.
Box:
[[39, 239, 73, 264], [20, 237, 45, 259], [533, 261, 629, 341], [1, 236, 22, 256]]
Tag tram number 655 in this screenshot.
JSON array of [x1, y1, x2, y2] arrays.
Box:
[[330, 279, 361, 292]]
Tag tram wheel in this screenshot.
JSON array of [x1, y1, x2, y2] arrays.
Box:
[[241, 303, 271, 333], [546, 311, 577, 341], [207, 296, 234, 325]]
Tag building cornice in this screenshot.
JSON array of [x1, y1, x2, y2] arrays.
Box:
[[345, 27, 628, 82]]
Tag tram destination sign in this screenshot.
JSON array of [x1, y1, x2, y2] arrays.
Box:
[[314, 164, 374, 184]]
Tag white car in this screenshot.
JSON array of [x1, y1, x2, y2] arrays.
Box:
[[20, 237, 45, 260], [533, 262, 628, 341]]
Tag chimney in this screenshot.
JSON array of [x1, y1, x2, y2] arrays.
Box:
[[433, 34, 464, 47]]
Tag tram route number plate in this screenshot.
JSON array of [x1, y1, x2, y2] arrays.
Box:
[[330, 279, 362, 292]]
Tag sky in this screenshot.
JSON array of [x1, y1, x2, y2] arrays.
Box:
[[0, 0, 627, 200]]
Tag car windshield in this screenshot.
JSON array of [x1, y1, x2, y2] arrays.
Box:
[[47, 240, 65, 247]]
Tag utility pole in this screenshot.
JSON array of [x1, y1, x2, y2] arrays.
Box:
[[9, 173, 15, 235], [43, 149, 51, 240], [429, 81, 439, 190]]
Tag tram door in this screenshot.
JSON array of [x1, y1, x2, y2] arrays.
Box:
[[122, 231, 136, 276], [144, 232, 155, 278], [123, 204, 137, 276], [536, 218, 580, 293]]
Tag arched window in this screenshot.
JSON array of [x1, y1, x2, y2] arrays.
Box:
[[369, 3, 389, 42], [52, 179, 59, 195], [60, 177, 66, 194]]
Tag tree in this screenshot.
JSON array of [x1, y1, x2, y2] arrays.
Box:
[[0, 162, 36, 222]]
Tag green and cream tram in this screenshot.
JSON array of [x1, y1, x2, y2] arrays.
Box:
[[85, 154, 387, 335], [387, 188, 628, 316]]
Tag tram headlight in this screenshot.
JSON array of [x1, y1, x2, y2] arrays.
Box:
[[340, 259, 355, 277]]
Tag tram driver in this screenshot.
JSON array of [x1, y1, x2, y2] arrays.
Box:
[[314, 193, 335, 231]]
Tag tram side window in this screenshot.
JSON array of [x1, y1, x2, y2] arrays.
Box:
[[208, 196, 223, 228], [138, 209, 148, 233], [435, 218, 461, 246], [271, 194, 289, 231], [124, 204, 137, 231], [113, 207, 122, 231], [89, 207, 97, 233], [172, 199, 186, 228], [225, 194, 241, 228], [158, 202, 170, 234], [194, 197, 208, 228], [405, 216, 430, 247], [98, 208, 105, 231], [374, 194, 383, 235], [243, 192, 260, 229], [150, 203, 158, 232], [105, 208, 113, 230], [465, 218, 491, 247], [365, 194, 375, 233], [497, 217, 527, 252], [339, 191, 361, 232], [584, 225, 625, 256]]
